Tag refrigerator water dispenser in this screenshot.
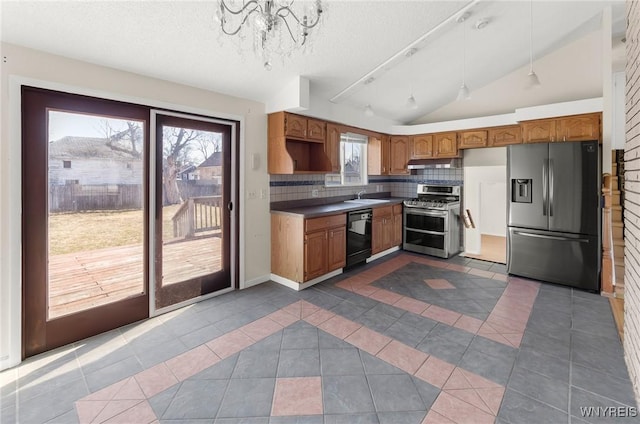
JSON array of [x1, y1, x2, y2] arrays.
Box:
[[512, 179, 532, 203]]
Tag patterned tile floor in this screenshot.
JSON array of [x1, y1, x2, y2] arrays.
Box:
[[0, 251, 636, 424]]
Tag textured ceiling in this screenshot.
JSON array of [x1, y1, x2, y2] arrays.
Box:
[[1, 1, 626, 125]]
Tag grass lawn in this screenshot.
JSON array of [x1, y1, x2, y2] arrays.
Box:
[[49, 205, 181, 255]]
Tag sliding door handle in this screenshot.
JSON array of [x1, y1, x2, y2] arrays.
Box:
[[227, 202, 233, 211]]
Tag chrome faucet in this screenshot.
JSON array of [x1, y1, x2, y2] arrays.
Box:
[[357, 190, 366, 199]]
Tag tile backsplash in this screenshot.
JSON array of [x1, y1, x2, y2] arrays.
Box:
[[269, 168, 463, 202]]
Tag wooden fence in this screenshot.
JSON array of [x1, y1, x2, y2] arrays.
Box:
[[49, 184, 142, 212], [172, 196, 222, 238], [50, 182, 220, 212]]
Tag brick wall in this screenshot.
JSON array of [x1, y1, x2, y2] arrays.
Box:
[[625, 0, 640, 401]]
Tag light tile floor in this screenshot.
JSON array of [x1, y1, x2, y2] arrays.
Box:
[[0, 251, 636, 424]]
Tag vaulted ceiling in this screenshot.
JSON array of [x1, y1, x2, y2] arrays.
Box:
[[1, 1, 626, 125]]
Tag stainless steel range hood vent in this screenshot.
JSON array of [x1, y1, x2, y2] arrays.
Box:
[[407, 158, 462, 169]]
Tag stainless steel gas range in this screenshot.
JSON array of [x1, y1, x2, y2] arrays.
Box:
[[403, 184, 461, 258]]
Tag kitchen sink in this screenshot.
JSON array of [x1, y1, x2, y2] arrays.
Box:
[[344, 199, 390, 205]]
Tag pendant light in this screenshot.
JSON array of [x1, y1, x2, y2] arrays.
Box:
[[406, 48, 418, 110], [364, 104, 374, 116], [456, 13, 470, 101], [526, 0, 541, 88]]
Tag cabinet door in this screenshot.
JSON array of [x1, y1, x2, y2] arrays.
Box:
[[307, 118, 326, 142], [381, 135, 390, 175], [434, 132, 458, 157], [558, 114, 600, 142], [458, 130, 488, 149], [372, 217, 384, 254], [382, 217, 394, 250], [411, 134, 433, 159], [389, 136, 410, 174], [522, 119, 557, 143], [393, 213, 403, 246], [285, 114, 307, 139], [325, 123, 341, 173], [304, 230, 327, 281], [488, 125, 522, 147], [327, 226, 346, 271], [367, 134, 390, 175]]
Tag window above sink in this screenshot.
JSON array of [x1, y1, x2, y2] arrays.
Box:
[[325, 132, 368, 187]]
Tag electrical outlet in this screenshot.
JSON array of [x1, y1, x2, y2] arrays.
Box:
[[377, 185, 383, 192], [260, 189, 267, 199], [312, 189, 319, 197], [247, 190, 257, 199]]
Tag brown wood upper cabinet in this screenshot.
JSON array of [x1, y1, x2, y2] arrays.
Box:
[[458, 130, 488, 149], [488, 125, 522, 147], [389, 136, 411, 174], [325, 123, 341, 173], [434, 132, 459, 157], [368, 134, 390, 175], [268, 112, 332, 174], [271, 111, 326, 143], [558, 113, 601, 142], [522, 113, 601, 143], [411, 134, 433, 159]]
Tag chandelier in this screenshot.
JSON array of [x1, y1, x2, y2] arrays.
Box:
[[215, 0, 324, 69]]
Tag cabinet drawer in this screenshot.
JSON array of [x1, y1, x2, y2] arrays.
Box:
[[305, 214, 345, 233], [393, 204, 403, 215], [373, 205, 393, 217]]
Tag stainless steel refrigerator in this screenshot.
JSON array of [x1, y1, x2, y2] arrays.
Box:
[[507, 141, 601, 291]]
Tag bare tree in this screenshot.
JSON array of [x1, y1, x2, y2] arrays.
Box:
[[98, 119, 142, 158], [194, 133, 222, 163], [162, 127, 204, 205]]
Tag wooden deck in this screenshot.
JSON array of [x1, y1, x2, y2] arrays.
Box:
[[48, 236, 222, 319]]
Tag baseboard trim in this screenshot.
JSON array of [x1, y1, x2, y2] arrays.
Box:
[[367, 246, 400, 263], [242, 274, 270, 289], [270, 269, 343, 291]]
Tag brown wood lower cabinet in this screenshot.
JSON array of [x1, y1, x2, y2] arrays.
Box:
[[272, 212, 346, 283], [372, 204, 403, 254]]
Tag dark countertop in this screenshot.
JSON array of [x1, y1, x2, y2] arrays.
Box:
[[271, 197, 406, 218]]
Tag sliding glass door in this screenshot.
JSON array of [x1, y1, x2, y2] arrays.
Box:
[[153, 113, 234, 309], [21, 87, 238, 358]]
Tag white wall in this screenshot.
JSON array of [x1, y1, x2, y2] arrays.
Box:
[[0, 42, 271, 369], [613, 71, 626, 150], [463, 148, 507, 254]]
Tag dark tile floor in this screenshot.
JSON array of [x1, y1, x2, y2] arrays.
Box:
[[0, 251, 636, 424]]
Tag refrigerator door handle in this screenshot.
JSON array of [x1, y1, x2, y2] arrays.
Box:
[[549, 159, 554, 217], [542, 160, 548, 216], [513, 231, 590, 243]]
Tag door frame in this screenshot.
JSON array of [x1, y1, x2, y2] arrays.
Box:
[[5, 76, 244, 368], [149, 109, 240, 316]]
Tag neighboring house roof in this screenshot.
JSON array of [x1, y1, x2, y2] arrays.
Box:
[[179, 164, 196, 175], [49, 136, 140, 160], [198, 152, 222, 168]]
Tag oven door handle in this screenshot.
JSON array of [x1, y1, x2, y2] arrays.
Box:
[[404, 227, 447, 236], [404, 209, 448, 217]]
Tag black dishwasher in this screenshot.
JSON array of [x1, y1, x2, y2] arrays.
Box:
[[346, 209, 372, 267]]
